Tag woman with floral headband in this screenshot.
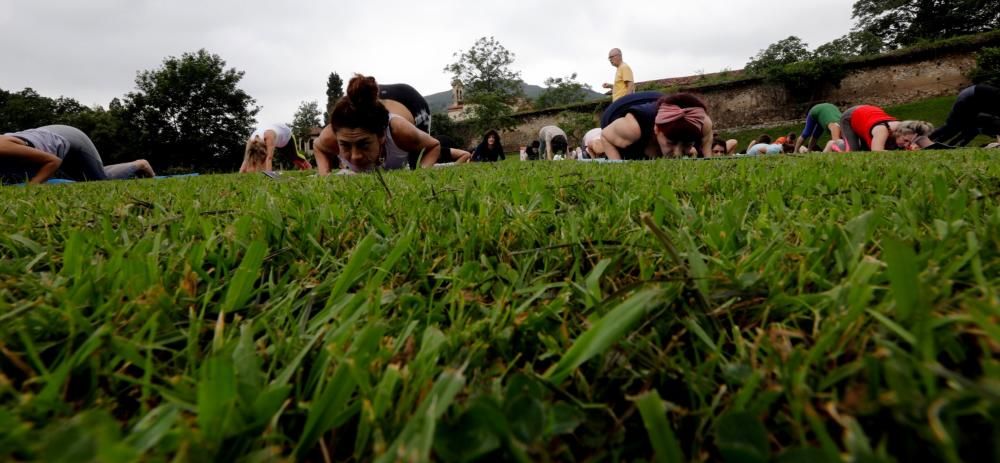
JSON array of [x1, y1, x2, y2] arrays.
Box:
[[598, 92, 714, 159]]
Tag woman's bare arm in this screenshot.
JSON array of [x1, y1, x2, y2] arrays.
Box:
[[313, 126, 339, 175], [870, 125, 890, 151], [239, 138, 252, 173], [0, 136, 62, 184], [390, 118, 440, 167], [701, 117, 714, 157], [264, 131, 277, 171], [829, 123, 842, 144]]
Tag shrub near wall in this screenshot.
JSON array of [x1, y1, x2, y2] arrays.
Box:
[[971, 47, 1000, 84]]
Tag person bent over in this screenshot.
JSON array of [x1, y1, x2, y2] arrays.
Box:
[[1, 125, 154, 184], [797, 103, 842, 152], [827, 105, 933, 152], [600, 92, 714, 159], [930, 84, 1000, 147]]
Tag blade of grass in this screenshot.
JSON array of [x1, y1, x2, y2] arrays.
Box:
[[544, 287, 667, 384], [633, 390, 685, 463]]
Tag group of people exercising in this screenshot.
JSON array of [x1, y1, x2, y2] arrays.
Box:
[[2, 73, 998, 184], [731, 84, 1000, 157]]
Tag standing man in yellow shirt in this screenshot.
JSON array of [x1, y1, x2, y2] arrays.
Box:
[[603, 48, 635, 101]]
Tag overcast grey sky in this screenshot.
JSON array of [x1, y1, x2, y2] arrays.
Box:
[[0, 0, 856, 126]]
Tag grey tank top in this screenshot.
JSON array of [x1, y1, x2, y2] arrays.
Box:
[[4, 128, 70, 158]]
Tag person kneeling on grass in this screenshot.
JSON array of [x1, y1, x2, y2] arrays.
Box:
[[538, 126, 569, 160], [379, 82, 471, 166], [313, 75, 470, 173], [795, 103, 842, 153], [600, 92, 714, 159], [930, 84, 1000, 147], [524, 141, 543, 161], [582, 127, 605, 158], [825, 105, 934, 152], [744, 134, 784, 155], [377, 82, 472, 165], [240, 123, 312, 173], [0, 125, 154, 185]]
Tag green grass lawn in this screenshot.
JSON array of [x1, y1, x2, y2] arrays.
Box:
[[2, 151, 1000, 462], [719, 95, 996, 149]]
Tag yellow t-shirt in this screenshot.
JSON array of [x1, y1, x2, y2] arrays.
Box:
[[612, 62, 634, 101]]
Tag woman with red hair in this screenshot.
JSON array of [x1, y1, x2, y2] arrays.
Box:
[[598, 92, 714, 160]]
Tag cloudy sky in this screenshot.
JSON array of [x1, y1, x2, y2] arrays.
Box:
[[0, 0, 856, 125]]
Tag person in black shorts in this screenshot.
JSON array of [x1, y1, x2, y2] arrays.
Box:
[[379, 84, 432, 134], [378, 83, 470, 167], [598, 92, 662, 160], [600, 92, 715, 159], [930, 84, 1000, 146]]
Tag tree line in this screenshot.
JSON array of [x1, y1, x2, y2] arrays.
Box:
[[747, 0, 999, 74], [1, 50, 259, 173]]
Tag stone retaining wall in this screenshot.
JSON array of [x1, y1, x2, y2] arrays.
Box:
[[500, 50, 979, 148]]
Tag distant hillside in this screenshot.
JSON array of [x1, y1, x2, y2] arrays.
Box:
[[424, 82, 605, 114]]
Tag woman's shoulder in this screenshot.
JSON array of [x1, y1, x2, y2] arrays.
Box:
[[388, 113, 415, 128]]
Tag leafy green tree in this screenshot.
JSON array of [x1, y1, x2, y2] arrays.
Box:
[[464, 93, 517, 135], [534, 73, 591, 110], [0, 88, 60, 131], [62, 105, 133, 165], [429, 113, 476, 151], [122, 49, 259, 171], [326, 72, 344, 102], [851, 0, 1000, 49], [558, 111, 599, 147], [291, 100, 322, 141], [0, 87, 136, 163], [745, 36, 810, 75], [324, 72, 344, 122], [813, 31, 886, 59], [767, 57, 848, 100], [444, 37, 523, 133], [971, 47, 1000, 85], [742, 35, 854, 101]]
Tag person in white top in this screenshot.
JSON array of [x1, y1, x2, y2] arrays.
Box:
[[582, 127, 605, 158], [537, 125, 568, 160], [240, 123, 312, 173]]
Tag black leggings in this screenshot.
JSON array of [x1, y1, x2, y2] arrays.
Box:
[[379, 84, 431, 133], [931, 84, 1000, 146]]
